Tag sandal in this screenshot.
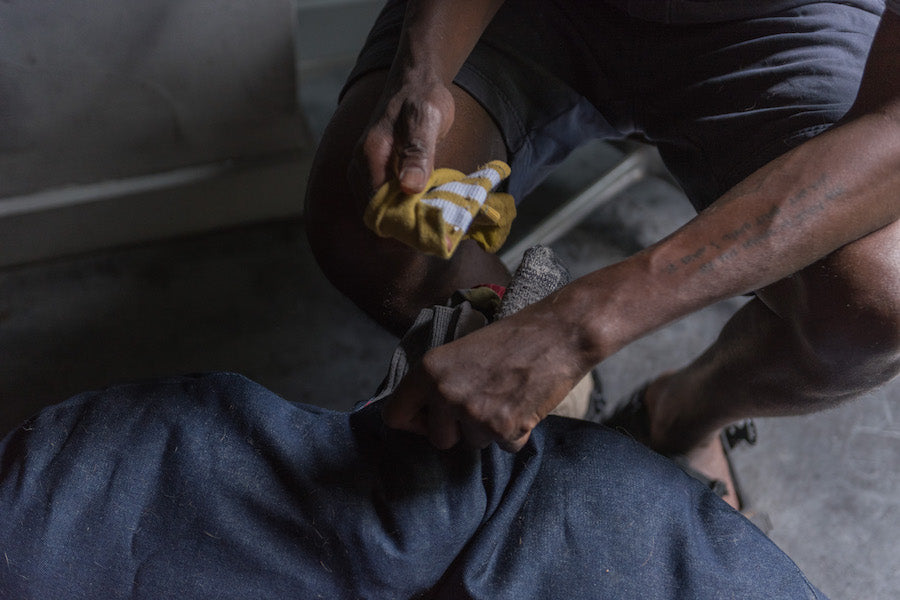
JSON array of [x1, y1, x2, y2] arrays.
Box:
[[601, 383, 766, 527]]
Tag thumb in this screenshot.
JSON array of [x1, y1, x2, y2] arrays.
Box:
[[395, 127, 436, 195], [394, 92, 454, 194]]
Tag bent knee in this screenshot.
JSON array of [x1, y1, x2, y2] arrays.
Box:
[[798, 294, 900, 385], [765, 221, 900, 389], [790, 234, 900, 387]]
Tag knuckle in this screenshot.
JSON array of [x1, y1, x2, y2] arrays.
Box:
[[362, 128, 391, 158], [420, 353, 446, 385], [361, 132, 380, 155], [401, 96, 439, 121], [398, 139, 429, 160], [418, 99, 446, 124], [434, 381, 462, 410], [458, 400, 482, 422], [495, 407, 537, 446], [398, 99, 444, 137]]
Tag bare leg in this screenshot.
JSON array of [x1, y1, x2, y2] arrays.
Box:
[[305, 70, 511, 336], [644, 219, 900, 508]]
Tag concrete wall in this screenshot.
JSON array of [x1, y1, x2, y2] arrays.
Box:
[[295, 0, 384, 139], [0, 0, 305, 198], [0, 0, 389, 267]]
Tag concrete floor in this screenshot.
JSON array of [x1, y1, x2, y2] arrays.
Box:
[[1, 145, 898, 598]]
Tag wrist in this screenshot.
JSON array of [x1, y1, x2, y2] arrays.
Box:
[[546, 270, 630, 370], [391, 43, 456, 88], [548, 252, 675, 368]]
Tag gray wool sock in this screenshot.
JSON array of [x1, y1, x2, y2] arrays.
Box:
[[497, 245, 571, 320]]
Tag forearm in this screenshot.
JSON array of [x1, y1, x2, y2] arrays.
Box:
[[354, 0, 507, 194], [392, 0, 506, 85], [562, 14, 900, 364]]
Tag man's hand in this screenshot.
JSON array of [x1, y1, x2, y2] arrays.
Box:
[[351, 75, 456, 199], [346, 0, 506, 201], [382, 301, 591, 452]]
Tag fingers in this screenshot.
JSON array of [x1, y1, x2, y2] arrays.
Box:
[[381, 367, 462, 449], [381, 369, 428, 435], [426, 401, 461, 450], [458, 419, 495, 450], [382, 367, 536, 453], [353, 83, 455, 199], [347, 106, 438, 201], [348, 123, 394, 200], [497, 430, 531, 454]]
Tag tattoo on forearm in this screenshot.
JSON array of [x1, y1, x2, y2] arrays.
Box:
[[661, 175, 846, 275]]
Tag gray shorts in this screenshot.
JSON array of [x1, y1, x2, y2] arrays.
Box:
[[343, 0, 883, 210]]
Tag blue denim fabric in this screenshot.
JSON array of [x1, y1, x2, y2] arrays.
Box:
[[0, 373, 827, 599]]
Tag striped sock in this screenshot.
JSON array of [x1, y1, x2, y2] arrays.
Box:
[[364, 161, 516, 259]]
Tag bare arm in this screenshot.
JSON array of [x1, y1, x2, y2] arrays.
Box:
[[383, 10, 900, 451], [351, 0, 505, 197], [579, 9, 900, 360]]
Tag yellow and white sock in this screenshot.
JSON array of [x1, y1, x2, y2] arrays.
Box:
[[364, 161, 516, 259]]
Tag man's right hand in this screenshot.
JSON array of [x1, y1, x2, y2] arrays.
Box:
[[381, 290, 603, 453]]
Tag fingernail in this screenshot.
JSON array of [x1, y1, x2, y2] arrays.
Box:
[[399, 167, 426, 190]]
